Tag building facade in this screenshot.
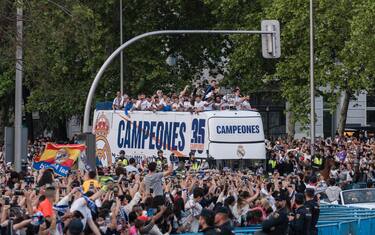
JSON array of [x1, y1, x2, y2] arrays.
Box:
[[292, 92, 374, 139]]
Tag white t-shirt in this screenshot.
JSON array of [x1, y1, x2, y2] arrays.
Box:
[[159, 98, 166, 106], [70, 198, 92, 229], [123, 192, 142, 215], [140, 100, 151, 110], [241, 100, 252, 110], [194, 101, 204, 110], [172, 102, 179, 111], [125, 165, 139, 174], [203, 101, 213, 111], [135, 100, 150, 110], [183, 101, 192, 110], [325, 186, 342, 202], [113, 97, 123, 109], [184, 198, 202, 232]]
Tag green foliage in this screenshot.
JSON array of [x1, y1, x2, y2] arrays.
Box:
[[22, 0, 110, 129], [207, 0, 375, 130], [1, 0, 375, 137], [340, 0, 375, 92], [0, 0, 16, 110]]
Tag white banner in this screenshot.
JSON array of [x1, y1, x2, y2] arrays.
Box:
[[93, 110, 265, 166]]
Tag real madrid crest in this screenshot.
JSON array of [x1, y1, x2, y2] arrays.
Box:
[[93, 113, 112, 165], [237, 145, 246, 158]]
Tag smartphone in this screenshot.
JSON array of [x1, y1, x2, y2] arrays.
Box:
[[147, 208, 156, 217]]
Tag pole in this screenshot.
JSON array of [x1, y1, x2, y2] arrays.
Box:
[[15, 3, 23, 172], [120, 0, 123, 95], [310, 0, 315, 155], [82, 29, 274, 132]]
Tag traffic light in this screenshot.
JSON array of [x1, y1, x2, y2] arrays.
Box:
[[261, 20, 281, 59]]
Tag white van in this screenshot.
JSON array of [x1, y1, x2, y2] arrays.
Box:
[[93, 110, 265, 165]]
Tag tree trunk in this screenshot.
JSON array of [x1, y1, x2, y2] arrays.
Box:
[[337, 90, 351, 136], [286, 102, 295, 141], [287, 114, 295, 142]]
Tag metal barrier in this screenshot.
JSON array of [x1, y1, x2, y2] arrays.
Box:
[[175, 204, 375, 235]]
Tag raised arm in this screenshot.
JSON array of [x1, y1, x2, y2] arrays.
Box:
[[13, 219, 31, 231], [163, 164, 173, 177]]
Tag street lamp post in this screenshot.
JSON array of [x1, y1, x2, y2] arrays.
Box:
[[14, 3, 23, 172], [310, 0, 315, 155], [120, 0, 123, 95]]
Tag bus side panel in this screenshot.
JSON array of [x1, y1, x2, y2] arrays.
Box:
[[208, 142, 266, 159], [208, 116, 265, 142], [207, 115, 266, 159], [93, 110, 208, 165], [92, 110, 265, 165]]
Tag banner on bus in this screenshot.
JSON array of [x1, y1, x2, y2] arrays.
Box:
[[93, 110, 265, 166]]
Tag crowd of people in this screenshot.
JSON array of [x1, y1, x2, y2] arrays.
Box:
[[112, 80, 253, 113], [0, 133, 374, 235]]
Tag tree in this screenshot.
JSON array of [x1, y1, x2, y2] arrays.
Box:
[[121, 0, 225, 94], [313, 0, 361, 136], [206, 0, 372, 138], [0, 0, 17, 135], [22, 0, 111, 139], [1, 0, 226, 139], [337, 0, 375, 134], [205, 0, 309, 137]]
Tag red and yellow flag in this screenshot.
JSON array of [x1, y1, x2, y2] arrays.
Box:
[[33, 143, 86, 176]]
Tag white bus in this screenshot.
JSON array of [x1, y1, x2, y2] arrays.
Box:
[[93, 110, 265, 166]]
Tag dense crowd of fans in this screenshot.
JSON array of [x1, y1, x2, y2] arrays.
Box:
[[112, 80, 253, 113], [0, 133, 374, 234]]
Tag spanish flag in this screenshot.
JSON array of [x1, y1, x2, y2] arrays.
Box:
[[33, 143, 86, 176]]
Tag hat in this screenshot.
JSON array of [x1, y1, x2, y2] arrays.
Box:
[[68, 218, 84, 235], [273, 192, 287, 201], [215, 206, 230, 215]]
